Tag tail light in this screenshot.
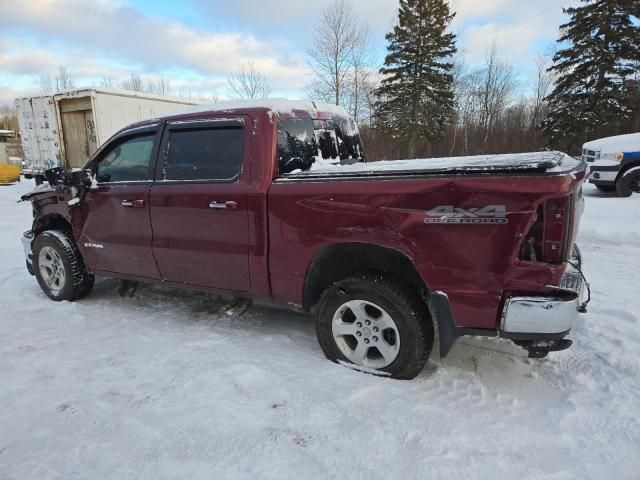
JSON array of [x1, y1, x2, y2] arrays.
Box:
[[519, 196, 572, 263]]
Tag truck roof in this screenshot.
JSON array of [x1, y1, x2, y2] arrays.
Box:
[[160, 98, 351, 121]]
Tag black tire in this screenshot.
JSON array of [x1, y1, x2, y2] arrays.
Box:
[[595, 184, 616, 193], [616, 167, 640, 198], [32, 230, 94, 301], [315, 274, 434, 380]]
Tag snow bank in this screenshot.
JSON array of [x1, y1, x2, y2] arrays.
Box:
[[1, 181, 639, 479]]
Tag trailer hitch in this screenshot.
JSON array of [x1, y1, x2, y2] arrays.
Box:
[[515, 339, 573, 359]]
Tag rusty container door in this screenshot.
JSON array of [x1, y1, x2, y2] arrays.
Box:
[[59, 97, 98, 168]]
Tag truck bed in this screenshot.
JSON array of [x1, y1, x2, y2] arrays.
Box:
[[281, 151, 581, 180]]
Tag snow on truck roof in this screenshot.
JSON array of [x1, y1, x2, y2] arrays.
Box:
[[286, 151, 580, 178], [163, 98, 351, 120]]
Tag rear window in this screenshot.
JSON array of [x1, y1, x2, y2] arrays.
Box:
[[277, 118, 364, 175], [160, 127, 243, 181]]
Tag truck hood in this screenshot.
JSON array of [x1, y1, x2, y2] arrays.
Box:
[[20, 183, 56, 202], [582, 132, 640, 153]]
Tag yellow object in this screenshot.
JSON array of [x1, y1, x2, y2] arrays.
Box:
[[0, 163, 20, 184]]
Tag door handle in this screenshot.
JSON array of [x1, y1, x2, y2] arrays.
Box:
[[121, 199, 145, 208], [209, 201, 238, 210]]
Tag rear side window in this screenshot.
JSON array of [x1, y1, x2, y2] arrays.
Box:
[[159, 127, 243, 181], [277, 117, 365, 175]]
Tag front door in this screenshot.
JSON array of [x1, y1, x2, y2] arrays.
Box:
[[74, 127, 161, 279], [149, 119, 251, 291]]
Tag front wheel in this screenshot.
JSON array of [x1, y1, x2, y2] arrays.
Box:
[[32, 230, 94, 301], [616, 167, 640, 197], [315, 274, 434, 379]]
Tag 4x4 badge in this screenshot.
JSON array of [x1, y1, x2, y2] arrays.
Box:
[[424, 205, 508, 224]]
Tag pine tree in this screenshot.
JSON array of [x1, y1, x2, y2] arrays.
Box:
[[374, 0, 457, 158], [540, 0, 640, 151]]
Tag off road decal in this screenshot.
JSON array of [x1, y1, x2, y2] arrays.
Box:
[[424, 205, 508, 224]]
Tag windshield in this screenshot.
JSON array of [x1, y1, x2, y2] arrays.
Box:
[[277, 117, 365, 175]]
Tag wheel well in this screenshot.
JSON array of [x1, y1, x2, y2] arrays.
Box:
[[618, 160, 640, 179], [303, 243, 429, 310], [34, 214, 72, 236]]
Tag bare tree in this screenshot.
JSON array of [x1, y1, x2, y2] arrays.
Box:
[[529, 55, 553, 129], [0, 106, 19, 132], [227, 61, 271, 99], [147, 75, 173, 96], [345, 28, 375, 124], [54, 66, 75, 91], [475, 43, 517, 152], [307, 0, 368, 109], [121, 73, 143, 92], [39, 74, 53, 93], [100, 76, 116, 88]]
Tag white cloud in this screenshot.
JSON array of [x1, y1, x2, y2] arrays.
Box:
[[0, 0, 309, 98], [0, 0, 584, 107], [453, 0, 579, 65]]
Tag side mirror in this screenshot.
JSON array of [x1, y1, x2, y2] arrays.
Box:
[[44, 167, 93, 189], [44, 167, 67, 187]]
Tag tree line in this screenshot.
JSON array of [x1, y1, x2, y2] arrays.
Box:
[[315, 0, 639, 159], [14, 0, 640, 159]]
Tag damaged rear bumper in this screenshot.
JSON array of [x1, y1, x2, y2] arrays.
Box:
[[499, 260, 588, 357], [500, 290, 579, 340], [501, 262, 587, 340]]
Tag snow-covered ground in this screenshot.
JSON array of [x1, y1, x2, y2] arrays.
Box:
[[1, 180, 639, 480]]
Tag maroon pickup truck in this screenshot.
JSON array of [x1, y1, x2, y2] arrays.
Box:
[[20, 100, 588, 379]]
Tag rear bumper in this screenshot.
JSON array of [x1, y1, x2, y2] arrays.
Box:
[[500, 292, 578, 339], [500, 262, 587, 340]]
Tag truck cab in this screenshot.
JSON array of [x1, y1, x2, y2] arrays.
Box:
[[583, 132, 640, 196]]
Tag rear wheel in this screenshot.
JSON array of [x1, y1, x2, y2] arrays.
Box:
[[32, 230, 94, 301], [616, 167, 640, 197], [315, 274, 433, 379]]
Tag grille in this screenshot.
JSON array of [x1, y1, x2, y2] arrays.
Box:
[[581, 149, 599, 162]]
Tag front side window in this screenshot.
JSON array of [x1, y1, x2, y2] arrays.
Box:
[[96, 134, 155, 183], [160, 127, 243, 181]]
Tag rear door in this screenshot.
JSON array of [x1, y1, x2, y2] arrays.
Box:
[[59, 98, 98, 168], [74, 125, 162, 279], [149, 118, 251, 291]]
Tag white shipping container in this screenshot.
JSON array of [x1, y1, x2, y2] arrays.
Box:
[[15, 95, 61, 175], [15, 88, 198, 180]]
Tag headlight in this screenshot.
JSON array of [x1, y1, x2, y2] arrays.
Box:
[[601, 152, 623, 161]]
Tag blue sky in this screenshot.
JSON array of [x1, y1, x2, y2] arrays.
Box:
[[0, 0, 579, 107]]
